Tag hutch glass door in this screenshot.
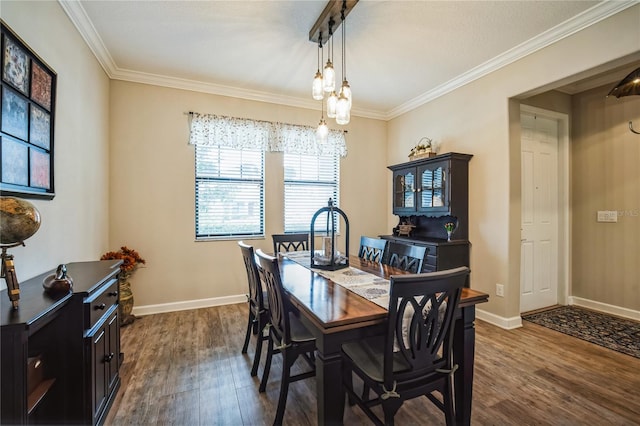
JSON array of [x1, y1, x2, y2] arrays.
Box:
[[418, 162, 448, 212]]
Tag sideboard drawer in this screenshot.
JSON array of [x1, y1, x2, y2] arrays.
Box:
[[84, 278, 119, 330]]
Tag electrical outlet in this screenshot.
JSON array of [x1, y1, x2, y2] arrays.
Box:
[[597, 210, 618, 223], [496, 283, 504, 297]]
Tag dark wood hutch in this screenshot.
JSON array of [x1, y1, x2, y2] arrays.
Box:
[[1, 260, 122, 425], [383, 152, 473, 276]]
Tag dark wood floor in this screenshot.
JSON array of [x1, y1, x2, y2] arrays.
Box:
[[105, 303, 640, 425]]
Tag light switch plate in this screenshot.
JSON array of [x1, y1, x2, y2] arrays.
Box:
[[597, 211, 618, 223]]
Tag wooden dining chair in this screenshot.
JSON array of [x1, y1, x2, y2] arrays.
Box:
[[272, 233, 309, 255], [238, 241, 269, 377], [358, 236, 388, 263], [341, 266, 469, 426], [383, 241, 426, 273], [255, 249, 316, 425]]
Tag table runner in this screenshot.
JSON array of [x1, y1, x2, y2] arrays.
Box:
[[283, 251, 391, 308]]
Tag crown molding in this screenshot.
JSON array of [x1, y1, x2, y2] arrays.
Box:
[[59, 0, 637, 122], [384, 0, 638, 120], [58, 0, 385, 119], [58, 0, 117, 78]]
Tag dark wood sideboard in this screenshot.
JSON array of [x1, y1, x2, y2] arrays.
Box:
[[1, 260, 122, 425], [383, 152, 473, 278]]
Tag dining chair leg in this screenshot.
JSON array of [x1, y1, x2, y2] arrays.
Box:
[[443, 381, 455, 426], [250, 322, 265, 377], [241, 310, 255, 354], [259, 335, 274, 392], [274, 350, 292, 425], [361, 384, 370, 401], [381, 399, 402, 426], [342, 359, 356, 406]]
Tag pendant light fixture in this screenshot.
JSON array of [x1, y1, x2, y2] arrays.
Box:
[[323, 18, 336, 94], [327, 90, 338, 118], [317, 101, 329, 143], [316, 30, 329, 144], [309, 0, 358, 127], [335, 91, 350, 125], [607, 66, 640, 135], [312, 33, 324, 101], [316, 118, 329, 143], [335, 0, 351, 125]]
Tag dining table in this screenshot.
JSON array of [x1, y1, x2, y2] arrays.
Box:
[[277, 253, 489, 426]]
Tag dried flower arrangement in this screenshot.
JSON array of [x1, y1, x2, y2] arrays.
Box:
[[101, 246, 145, 281], [408, 137, 435, 160], [101, 246, 145, 326]]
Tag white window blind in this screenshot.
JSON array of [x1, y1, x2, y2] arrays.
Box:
[[284, 152, 340, 233], [195, 144, 264, 239]]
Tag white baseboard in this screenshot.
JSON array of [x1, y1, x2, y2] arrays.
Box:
[[476, 309, 523, 330], [132, 294, 246, 316], [568, 297, 640, 321], [131, 295, 640, 326]]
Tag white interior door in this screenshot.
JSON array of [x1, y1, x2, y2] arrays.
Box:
[[520, 112, 559, 312]]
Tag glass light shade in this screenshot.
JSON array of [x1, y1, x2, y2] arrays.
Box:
[[326, 91, 338, 118], [312, 70, 324, 100], [341, 80, 352, 110], [316, 119, 329, 142], [323, 60, 336, 93], [607, 67, 640, 98], [335, 92, 350, 125]]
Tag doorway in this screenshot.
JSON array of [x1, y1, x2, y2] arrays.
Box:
[[520, 105, 570, 313]]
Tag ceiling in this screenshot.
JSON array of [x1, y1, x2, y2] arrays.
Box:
[[60, 0, 637, 120]]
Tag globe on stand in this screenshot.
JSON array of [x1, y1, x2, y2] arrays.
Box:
[[1, 196, 42, 309]]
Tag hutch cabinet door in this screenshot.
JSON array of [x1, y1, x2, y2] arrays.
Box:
[[417, 160, 449, 214], [392, 168, 417, 215]]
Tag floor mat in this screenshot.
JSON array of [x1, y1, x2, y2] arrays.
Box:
[[522, 305, 640, 359]]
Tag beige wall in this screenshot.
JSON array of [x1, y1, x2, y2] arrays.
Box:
[[3, 1, 639, 320], [571, 83, 640, 310], [109, 81, 388, 307], [523, 91, 572, 116], [1, 1, 111, 288], [388, 5, 640, 321], [520, 83, 640, 312]]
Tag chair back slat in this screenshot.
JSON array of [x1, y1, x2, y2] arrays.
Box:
[[256, 249, 290, 344], [384, 267, 469, 387], [384, 241, 426, 273], [238, 241, 265, 311], [358, 236, 387, 262], [272, 233, 309, 255]]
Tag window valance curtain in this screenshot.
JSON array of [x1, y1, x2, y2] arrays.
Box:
[[188, 112, 347, 157]]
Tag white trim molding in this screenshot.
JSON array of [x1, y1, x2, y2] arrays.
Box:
[[130, 295, 640, 328], [58, 0, 637, 121], [569, 297, 640, 321], [384, 1, 638, 119], [132, 294, 247, 317], [476, 309, 523, 330]]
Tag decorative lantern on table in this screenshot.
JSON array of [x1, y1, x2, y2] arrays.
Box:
[[310, 198, 349, 271]]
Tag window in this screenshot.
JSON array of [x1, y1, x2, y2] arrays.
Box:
[[195, 144, 264, 239], [284, 152, 340, 233], [189, 112, 346, 239]]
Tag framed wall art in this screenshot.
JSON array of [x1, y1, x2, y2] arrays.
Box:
[[1, 20, 56, 199]]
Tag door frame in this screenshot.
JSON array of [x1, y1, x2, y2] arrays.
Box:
[[519, 105, 571, 310]]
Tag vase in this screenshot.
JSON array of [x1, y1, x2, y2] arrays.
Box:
[[118, 279, 136, 326], [447, 230, 453, 242]]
